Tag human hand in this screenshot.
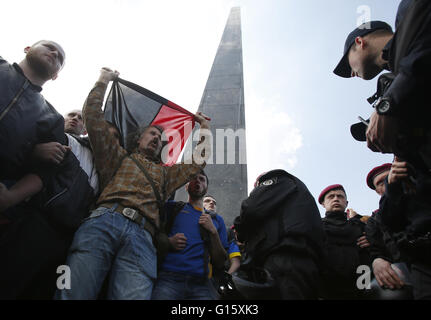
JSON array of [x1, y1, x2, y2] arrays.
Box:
[[0, 183, 13, 212], [346, 208, 357, 219], [357, 233, 371, 248], [33, 142, 71, 164], [98, 67, 120, 84], [169, 233, 187, 251], [194, 112, 211, 129], [372, 258, 404, 289], [388, 157, 409, 185], [366, 111, 400, 153], [199, 213, 217, 235]]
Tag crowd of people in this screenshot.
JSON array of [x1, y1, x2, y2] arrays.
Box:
[[1, 0, 430, 300]]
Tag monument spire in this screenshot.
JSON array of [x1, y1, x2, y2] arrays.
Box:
[[178, 7, 247, 226]]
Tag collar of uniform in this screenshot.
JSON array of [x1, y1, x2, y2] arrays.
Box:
[[325, 210, 348, 220], [381, 38, 394, 70], [12, 63, 43, 92]]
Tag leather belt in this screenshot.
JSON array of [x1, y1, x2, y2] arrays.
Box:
[[100, 202, 156, 239]]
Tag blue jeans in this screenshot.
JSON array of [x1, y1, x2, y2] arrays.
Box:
[[54, 205, 157, 300], [151, 271, 217, 300]]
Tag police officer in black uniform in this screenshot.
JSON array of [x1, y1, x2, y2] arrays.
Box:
[[234, 170, 325, 300], [318, 184, 371, 299], [364, 163, 414, 300], [334, 0, 431, 299]]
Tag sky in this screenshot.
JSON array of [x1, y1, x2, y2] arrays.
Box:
[[1, 0, 400, 217]]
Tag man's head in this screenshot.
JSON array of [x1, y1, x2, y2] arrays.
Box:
[[127, 125, 164, 160], [319, 184, 348, 213], [64, 109, 85, 135], [203, 194, 216, 212], [24, 40, 65, 81], [186, 170, 209, 200], [334, 21, 393, 79], [367, 163, 392, 196]]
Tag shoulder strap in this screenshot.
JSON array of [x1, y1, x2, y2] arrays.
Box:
[[207, 210, 218, 219], [129, 154, 165, 225], [112, 153, 129, 180], [165, 201, 186, 234], [200, 209, 220, 278], [70, 134, 92, 149]]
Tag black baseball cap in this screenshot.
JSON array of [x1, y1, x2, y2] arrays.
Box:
[[350, 119, 369, 142], [333, 21, 393, 78]]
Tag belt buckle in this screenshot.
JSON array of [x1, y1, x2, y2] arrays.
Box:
[[122, 207, 138, 221]]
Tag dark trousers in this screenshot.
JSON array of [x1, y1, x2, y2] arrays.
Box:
[[263, 247, 321, 300], [0, 211, 73, 299], [411, 262, 431, 300], [319, 274, 365, 300]]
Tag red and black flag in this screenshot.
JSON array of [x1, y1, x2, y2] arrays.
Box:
[[103, 78, 195, 166]]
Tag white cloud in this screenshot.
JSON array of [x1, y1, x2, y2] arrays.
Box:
[[245, 92, 303, 192]]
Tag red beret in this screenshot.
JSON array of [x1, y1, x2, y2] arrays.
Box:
[[366, 163, 392, 190], [318, 184, 345, 204]]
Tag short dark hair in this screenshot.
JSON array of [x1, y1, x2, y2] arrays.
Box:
[[204, 194, 215, 201], [198, 170, 209, 186]]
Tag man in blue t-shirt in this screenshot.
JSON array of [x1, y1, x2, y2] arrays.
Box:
[[151, 170, 228, 300]]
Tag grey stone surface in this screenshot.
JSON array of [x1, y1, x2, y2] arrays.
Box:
[[175, 7, 248, 227]]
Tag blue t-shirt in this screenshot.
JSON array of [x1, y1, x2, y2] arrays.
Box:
[[228, 240, 241, 260], [160, 201, 229, 277]]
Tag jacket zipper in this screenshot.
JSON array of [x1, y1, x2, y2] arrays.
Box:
[[45, 188, 68, 207], [0, 80, 29, 122]]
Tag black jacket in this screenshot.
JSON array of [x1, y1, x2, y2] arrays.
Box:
[[379, 177, 431, 264], [0, 58, 63, 179], [321, 211, 370, 280], [381, 0, 431, 172], [365, 210, 403, 263], [235, 170, 325, 266], [376, 0, 431, 264], [383, 0, 431, 121], [0, 57, 94, 230]]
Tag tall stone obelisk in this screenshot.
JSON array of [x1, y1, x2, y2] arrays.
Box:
[[176, 7, 247, 227]]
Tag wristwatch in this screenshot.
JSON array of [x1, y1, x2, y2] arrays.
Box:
[[373, 96, 392, 115]]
